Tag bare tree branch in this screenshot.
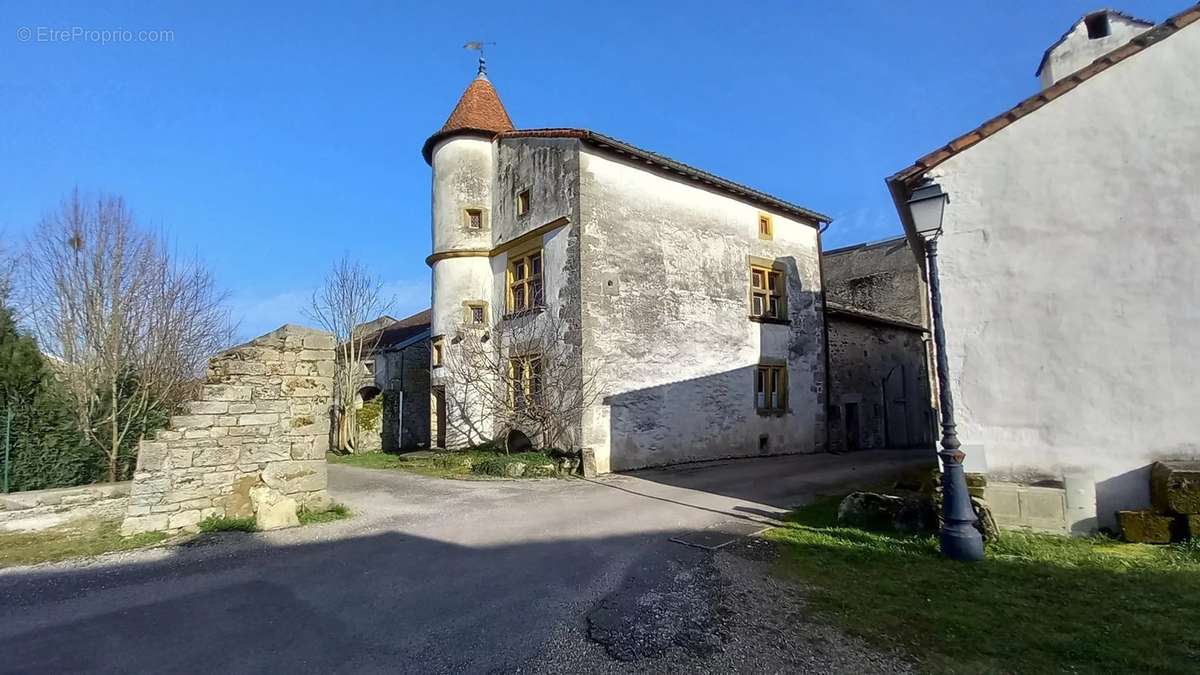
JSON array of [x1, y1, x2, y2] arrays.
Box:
[[306, 256, 393, 453], [21, 190, 234, 482], [441, 311, 601, 452]]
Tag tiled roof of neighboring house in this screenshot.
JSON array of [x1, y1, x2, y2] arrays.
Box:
[[823, 234, 910, 258], [822, 235, 926, 327], [1035, 9, 1156, 76], [421, 74, 515, 162], [499, 128, 831, 225], [888, 4, 1200, 188], [370, 309, 432, 350], [343, 309, 431, 359], [825, 301, 926, 333]]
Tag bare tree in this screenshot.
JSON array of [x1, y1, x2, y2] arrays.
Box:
[[22, 190, 234, 482], [441, 311, 602, 452], [307, 257, 392, 453]]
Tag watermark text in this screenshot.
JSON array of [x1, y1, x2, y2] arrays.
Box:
[[16, 26, 175, 44]]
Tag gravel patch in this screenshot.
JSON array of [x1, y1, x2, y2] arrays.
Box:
[[527, 537, 915, 674]]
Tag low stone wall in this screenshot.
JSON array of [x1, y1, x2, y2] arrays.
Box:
[[0, 482, 131, 533], [121, 325, 335, 535]]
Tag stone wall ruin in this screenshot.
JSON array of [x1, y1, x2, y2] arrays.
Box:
[[121, 324, 335, 534]]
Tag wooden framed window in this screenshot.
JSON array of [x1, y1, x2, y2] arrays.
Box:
[[516, 190, 531, 217], [508, 354, 542, 411], [758, 213, 773, 240], [750, 263, 785, 320], [507, 248, 544, 313], [755, 364, 787, 413], [431, 336, 444, 368], [465, 208, 484, 230]]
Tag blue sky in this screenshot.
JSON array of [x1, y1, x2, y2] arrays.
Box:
[[1, 0, 1182, 339]]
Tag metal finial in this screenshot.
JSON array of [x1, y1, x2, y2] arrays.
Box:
[[463, 41, 495, 76]]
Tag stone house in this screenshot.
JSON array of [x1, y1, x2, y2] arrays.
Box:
[[822, 237, 934, 453], [424, 63, 831, 473], [886, 6, 1200, 534], [358, 309, 432, 452]]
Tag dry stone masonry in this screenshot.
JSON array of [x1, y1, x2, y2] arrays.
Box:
[[121, 325, 335, 535]]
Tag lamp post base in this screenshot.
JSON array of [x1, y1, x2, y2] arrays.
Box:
[[938, 449, 985, 562]]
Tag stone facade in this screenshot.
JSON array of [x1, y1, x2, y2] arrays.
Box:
[[427, 128, 829, 471], [823, 237, 934, 453], [121, 325, 335, 535], [825, 313, 933, 452]]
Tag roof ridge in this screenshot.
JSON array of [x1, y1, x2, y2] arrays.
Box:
[[499, 128, 830, 224]]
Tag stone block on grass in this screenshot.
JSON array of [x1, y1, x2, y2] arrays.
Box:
[[1150, 461, 1200, 515], [1117, 510, 1174, 544], [838, 492, 904, 531]]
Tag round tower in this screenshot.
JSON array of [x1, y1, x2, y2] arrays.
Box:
[[423, 63, 514, 448]]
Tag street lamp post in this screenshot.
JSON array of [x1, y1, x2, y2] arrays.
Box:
[[908, 182, 985, 562]]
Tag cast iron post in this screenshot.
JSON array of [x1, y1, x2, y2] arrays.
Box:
[[925, 238, 985, 561]]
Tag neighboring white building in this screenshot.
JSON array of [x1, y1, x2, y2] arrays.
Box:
[[423, 63, 831, 472], [888, 7, 1200, 534]]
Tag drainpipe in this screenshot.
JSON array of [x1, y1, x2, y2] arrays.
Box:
[[817, 221, 834, 454]]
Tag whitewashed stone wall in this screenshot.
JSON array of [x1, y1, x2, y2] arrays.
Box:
[[121, 325, 335, 535], [0, 482, 130, 533], [915, 22, 1200, 532]]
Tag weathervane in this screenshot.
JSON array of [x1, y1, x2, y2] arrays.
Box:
[[463, 41, 495, 76]]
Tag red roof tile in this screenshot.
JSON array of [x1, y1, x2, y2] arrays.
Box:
[[422, 74, 514, 163]]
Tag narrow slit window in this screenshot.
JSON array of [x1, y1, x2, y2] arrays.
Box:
[[517, 190, 531, 216], [432, 336, 444, 368], [758, 214, 773, 240]]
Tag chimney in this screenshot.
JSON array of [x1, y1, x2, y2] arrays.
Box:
[[1036, 10, 1155, 89]]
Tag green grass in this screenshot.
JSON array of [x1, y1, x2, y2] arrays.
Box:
[[198, 515, 257, 533], [328, 450, 558, 479], [298, 502, 351, 525], [0, 518, 167, 569], [767, 496, 1200, 674]]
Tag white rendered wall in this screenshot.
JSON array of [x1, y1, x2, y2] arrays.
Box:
[[430, 136, 495, 447], [927, 24, 1200, 531], [578, 149, 826, 473], [1039, 15, 1151, 89]]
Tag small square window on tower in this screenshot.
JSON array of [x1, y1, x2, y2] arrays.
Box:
[[464, 301, 487, 325], [517, 189, 531, 216], [758, 213, 773, 240], [465, 208, 484, 230]]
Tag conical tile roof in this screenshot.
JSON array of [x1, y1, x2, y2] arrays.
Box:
[[422, 73, 514, 163]]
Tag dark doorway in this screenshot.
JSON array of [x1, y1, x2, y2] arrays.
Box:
[[432, 386, 446, 449], [844, 402, 861, 451]]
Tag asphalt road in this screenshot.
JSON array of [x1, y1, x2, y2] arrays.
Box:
[[0, 450, 928, 674]]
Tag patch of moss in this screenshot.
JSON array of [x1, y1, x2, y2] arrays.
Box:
[[0, 518, 167, 569]]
